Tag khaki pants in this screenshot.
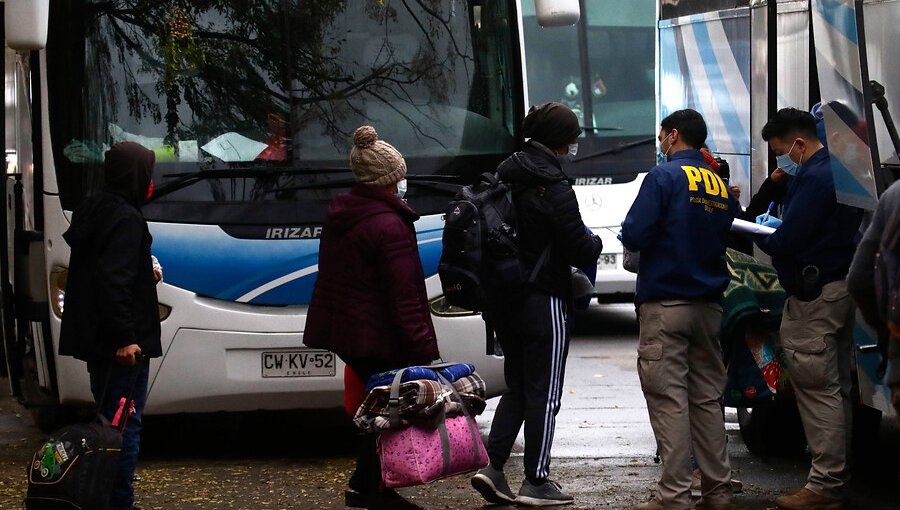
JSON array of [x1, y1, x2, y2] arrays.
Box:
[[638, 300, 732, 507], [780, 280, 855, 499]]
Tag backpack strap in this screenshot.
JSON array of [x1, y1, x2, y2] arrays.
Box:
[[528, 244, 552, 284], [479, 172, 500, 186]]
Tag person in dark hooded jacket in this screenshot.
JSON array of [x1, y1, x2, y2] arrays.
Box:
[[304, 125, 439, 510], [471, 102, 603, 507], [59, 141, 161, 510]]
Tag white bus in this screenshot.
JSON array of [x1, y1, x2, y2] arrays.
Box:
[[2, 0, 580, 429], [520, 0, 658, 304]]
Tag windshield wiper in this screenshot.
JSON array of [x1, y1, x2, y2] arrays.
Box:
[[259, 175, 463, 195], [152, 166, 351, 201], [572, 137, 655, 163]]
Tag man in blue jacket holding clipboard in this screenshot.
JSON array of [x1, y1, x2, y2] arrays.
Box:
[[754, 108, 863, 510], [622, 109, 738, 510]]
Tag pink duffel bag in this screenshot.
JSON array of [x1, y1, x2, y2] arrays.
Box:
[[377, 365, 488, 488]]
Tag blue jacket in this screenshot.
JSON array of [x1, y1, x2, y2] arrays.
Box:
[[622, 149, 738, 306], [756, 148, 863, 296]]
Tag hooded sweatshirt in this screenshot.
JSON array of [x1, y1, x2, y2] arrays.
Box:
[[304, 184, 439, 374], [59, 142, 162, 362]]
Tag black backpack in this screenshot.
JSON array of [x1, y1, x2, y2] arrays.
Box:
[[25, 362, 144, 510], [439, 167, 548, 312], [25, 418, 124, 510]]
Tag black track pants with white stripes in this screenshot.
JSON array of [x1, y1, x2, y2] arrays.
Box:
[[485, 292, 570, 481]]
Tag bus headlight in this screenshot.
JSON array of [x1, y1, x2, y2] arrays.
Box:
[[429, 296, 479, 317], [50, 266, 172, 322], [49, 267, 68, 318]]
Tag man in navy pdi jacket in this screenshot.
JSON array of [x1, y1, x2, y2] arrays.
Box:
[[622, 109, 738, 510], [755, 108, 863, 510]]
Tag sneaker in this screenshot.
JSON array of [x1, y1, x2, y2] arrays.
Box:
[[516, 479, 574, 507], [775, 488, 842, 510], [690, 469, 743, 494], [471, 465, 516, 504], [631, 499, 689, 510]]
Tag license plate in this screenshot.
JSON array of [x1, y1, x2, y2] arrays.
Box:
[[261, 350, 336, 378], [598, 253, 618, 270]]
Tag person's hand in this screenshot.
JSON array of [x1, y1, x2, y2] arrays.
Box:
[[151, 256, 163, 284], [771, 167, 787, 183], [755, 214, 782, 229], [729, 185, 742, 201], [116, 344, 142, 366]]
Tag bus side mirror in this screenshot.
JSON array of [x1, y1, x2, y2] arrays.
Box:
[[5, 0, 50, 51], [534, 0, 580, 27]]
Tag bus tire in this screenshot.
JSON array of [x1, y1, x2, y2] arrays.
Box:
[[737, 399, 806, 458]]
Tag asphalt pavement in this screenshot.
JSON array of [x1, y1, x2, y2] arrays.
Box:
[[1, 303, 898, 509]]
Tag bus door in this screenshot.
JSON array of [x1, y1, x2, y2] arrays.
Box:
[[657, 1, 753, 206], [811, 0, 899, 419], [3, 8, 56, 415]]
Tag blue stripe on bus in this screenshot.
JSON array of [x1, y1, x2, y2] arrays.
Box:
[[657, 23, 681, 121], [690, 15, 750, 154], [828, 149, 876, 200], [813, 0, 859, 45], [150, 221, 444, 306]]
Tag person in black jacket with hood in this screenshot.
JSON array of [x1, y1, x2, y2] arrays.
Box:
[[59, 141, 162, 510], [471, 102, 603, 507]]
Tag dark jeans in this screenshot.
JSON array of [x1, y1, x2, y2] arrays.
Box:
[[485, 292, 571, 481], [345, 362, 391, 496], [88, 361, 149, 510]]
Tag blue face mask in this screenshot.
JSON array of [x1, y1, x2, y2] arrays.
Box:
[[776, 140, 801, 176], [656, 132, 673, 164]]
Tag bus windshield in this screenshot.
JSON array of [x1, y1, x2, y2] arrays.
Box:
[[521, 0, 655, 178], [47, 0, 520, 222]]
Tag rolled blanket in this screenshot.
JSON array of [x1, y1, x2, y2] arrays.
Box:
[[363, 364, 475, 392]]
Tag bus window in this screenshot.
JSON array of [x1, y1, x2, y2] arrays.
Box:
[[46, 1, 521, 222], [521, 0, 656, 178]]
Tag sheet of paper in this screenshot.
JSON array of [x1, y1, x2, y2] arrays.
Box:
[[201, 133, 267, 162], [731, 218, 776, 236]]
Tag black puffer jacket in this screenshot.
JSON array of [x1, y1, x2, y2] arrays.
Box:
[[497, 141, 603, 300]]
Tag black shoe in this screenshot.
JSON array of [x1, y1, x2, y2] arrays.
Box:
[[345, 490, 366, 508], [366, 489, 424, 510]]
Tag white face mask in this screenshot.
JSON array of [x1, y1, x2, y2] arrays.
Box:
[[396, 179, 407, 199], [568, 143, 578, 158]]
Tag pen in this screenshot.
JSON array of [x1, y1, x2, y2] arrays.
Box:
[[762, 201, 775, 223]]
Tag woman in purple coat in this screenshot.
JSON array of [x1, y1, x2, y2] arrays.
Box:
[[304, 126, 440, 510]]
